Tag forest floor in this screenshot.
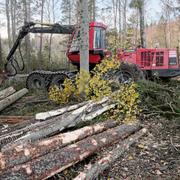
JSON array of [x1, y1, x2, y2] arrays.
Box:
[[0, 78, 180, 180], [103, 116, 180, 180]]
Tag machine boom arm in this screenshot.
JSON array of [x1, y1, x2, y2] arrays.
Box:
[[5, 22, 75, 75]]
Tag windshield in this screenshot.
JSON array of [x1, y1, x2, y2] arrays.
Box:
[[94, 27, 106, 49]]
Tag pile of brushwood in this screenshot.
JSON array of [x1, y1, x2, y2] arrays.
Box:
[[137, 79, 180, 118]]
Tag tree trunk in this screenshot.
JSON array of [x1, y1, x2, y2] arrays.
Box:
[[0, 88, 28, 112], [0, 34, 3, 71], [24, 0, 31, 72], [0, 124, 141, 180], [38, 0, 45, 69], [74, 128, 147, 180], [139, 1, 146, 47], [80, 0, 89, 72], [0, 121, 118, 170], [6, 0, 12, 49], [118, 0, 122, 45], [122, 0, 127, 48], [10, 0, 16, 44], [0, 87, 16, 100]]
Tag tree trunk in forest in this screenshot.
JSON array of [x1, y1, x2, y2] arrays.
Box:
[[0, 88, 28, 112], [0, 87, 16, 100], [122, 0, 127, 48], [24, 0, 31, 72], [0, 34, 3, 71], [6, 0, 12, 49], [38, 0, 45, 69], [0, 124, 141, 180], [10, 0, 16, 44], [74, 128, 147, 180], [80, 0, 89, 73], [0, 121, 118, 170], [118, 0, 122, 45], [139, 1, 146, 47]]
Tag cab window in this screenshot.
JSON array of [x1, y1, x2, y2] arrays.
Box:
[[94, 27, 106, 49]]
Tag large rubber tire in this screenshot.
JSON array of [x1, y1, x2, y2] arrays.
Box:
[[50, 74, 68, 89], [26, 73, 46, 90], [106, 63, 145, 83]]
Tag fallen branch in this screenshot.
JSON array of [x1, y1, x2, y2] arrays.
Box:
[[74, 128, 147, 180], [0, 88, 28, 112], [0, 124, 140, 180], [0, 121, 118, 170], [0, 87, 16, 100]]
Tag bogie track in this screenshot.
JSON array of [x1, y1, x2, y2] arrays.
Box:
[[26, 70, 77, 90]]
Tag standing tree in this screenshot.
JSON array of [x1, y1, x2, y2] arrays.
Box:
[[38, 0, 45, 69], [6, 0, 12, 49], [79, 0, 89, 96], [80, 0, 89, 73], [89, 0, 96, 21], [0, 34, 3, 71], [130, 0, 146, 47], [23, 0, 31, 72]]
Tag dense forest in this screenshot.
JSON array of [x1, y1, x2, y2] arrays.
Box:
[[0, 0, 179, 73]]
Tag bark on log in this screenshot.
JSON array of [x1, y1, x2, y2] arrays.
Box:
[[35, 101, 87, 120], [0, 87, 16, 100], [0, 121, 118, 170], [74, 128, 147, 180], [5, 98, 115, 146], [0, 116, 33, 124], [0, 124, 140, 180], [0, 88, 28, 112]]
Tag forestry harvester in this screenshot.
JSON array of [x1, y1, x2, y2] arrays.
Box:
[[1, 21, 180, 90]]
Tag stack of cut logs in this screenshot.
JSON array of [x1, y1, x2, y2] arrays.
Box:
[[0, 86, 29, 112], [0, 87, 147, 180]]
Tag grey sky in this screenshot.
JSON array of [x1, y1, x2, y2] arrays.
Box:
[[0, 0, 162, 38]]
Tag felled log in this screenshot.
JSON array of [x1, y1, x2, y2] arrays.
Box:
[[0, 118, 38, 147], [5, 98, 115, 146], [0, 124, 140, 180], [0, 87, 16, 100], [35, 101, 87, 120], [0, 116, 33, 124], [74, 128, 147, 180], [0, 88, 28, 112], [0, 121, 118, 170]]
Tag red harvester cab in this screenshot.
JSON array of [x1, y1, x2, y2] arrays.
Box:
[[67, 21, 110, 70], [117, 48, 180, 78]]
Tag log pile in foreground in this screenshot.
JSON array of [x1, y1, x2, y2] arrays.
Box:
[[0, 121, 118, 170], [74, 128, 147, 180], [0, 92, 147, 179], [0, 123, 143, 180], [0, 87, 28, 112], [0, 87, 16, 101], [2, 97, 116, 148]]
